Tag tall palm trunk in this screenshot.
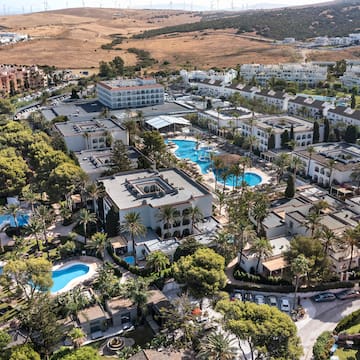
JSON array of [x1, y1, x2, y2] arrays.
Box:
[[132, 234, 137, 266]]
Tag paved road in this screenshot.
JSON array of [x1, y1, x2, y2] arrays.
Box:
[[297, 298, 360, 359]]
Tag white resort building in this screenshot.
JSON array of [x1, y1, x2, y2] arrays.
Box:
[[97, 77, 164, 109]]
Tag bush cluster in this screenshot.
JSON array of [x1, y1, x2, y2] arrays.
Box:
[[233, 269, 291, 286], [335, 309, 360, 333], [312, 331, 334, 360]]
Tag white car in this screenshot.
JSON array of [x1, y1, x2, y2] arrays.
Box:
[[254, 295, 265, 305], [268, 296, 278, 307], [280, 298, 290, 312], [233, 291, 242, 301]]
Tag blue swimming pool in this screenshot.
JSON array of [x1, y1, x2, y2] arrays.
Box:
[[167, 139, 262, 187], [123, 256, 135, 266], [51, 264, 90, 293], [0, 213, 29, 228]]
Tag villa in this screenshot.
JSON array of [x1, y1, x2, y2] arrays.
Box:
[[293, 142, 360, 187], [340, 64, 360, 88], [327, 106, 360, 127], [97, 77, 164, 109], [99, 168, 212, 259], [77, 304, 110, 338], [54, 118, 129, 152], [253, 89, 293, 112], [287, 96, 330, 119]]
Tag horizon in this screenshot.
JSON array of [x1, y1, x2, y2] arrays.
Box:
[[1, 0, 334, 15]]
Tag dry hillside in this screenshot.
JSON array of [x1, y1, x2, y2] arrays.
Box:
[[0, 7, 358, 70]]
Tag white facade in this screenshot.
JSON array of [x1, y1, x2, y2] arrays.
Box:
[[253, 90, 293, 111], [327, 107, 360, 127], [340, 65, 360, 88], [97, 78, 164, 109], [181, 68, 237, 85], [239, 63, 327, 86], [54, 118, 129, 152]]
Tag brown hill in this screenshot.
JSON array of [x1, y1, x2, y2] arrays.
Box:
[[0, 7, 358, 71]]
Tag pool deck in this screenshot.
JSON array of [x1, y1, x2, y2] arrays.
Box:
[[167, 136, 271, 191], [51, 256, 101, 295]]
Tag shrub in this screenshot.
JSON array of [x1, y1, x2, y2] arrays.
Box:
[[313, 331, 334, 360], [335, 309, 360, 333]]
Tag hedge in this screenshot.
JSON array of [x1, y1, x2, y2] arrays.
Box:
[[335, 308, 360, 333], [233, 269, 290, 286], [313, 331, 334, 360]]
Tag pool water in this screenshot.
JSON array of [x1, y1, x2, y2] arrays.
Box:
[[216, 169, 262, 187], [0, 213, 29, 228], [168, 139, 262, 187], [123, 256, 135, 266], [51, 264, 90, 293]]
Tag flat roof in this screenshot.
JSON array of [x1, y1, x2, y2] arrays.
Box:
[[78, 304, 108, 324], [270, 237, 290, 256], [144, 238, 180, 256], [254, 115, 314, 133], [100, 168, 210, 210], [262, 257, 288, 272]]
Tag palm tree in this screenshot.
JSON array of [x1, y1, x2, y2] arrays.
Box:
[[85, 182, 105, 212], [251, 195, 268, 234], [197, 331, 237, 360], [121, 277, 150, 324], [121, 212, 146, 266], [86, 232, 108, 259], [291, 254, 310, 310], [211, 230, 235, 264], [342, 228, 359, 271], [35, 205, 55, 247], [212, 156, 224, 192], [274, 153, 290, 184], [220, 169, 230, 194], [79, 209, 97, 245], [249, 237, 272, 274], [21, 186, 39, 213], [123, 118, 138, 146], [287, 139, 297, 151], [68, 327, 86, 349], [350, 165, 360, 194], [291, 156, 304, 177], [306, 146, 315, 177], [305, 211, 321, 237], [230, 163, 242, 191], [145, 250, 170, 273], [0, 203, 21, 235], [326, 159, 336, 189], [189, 206, 203, 234], [319, 225, 338, 254], [25, 218, 42, 251], [157, 206, 176, 236]]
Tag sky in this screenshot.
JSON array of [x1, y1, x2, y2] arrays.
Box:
[[2, 0, 334, 14]]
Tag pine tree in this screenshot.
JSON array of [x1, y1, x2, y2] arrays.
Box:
[[290, 124, 294, 140], [110, 140, 131, 173], [281, 130, 290, 149], [351, 93, 356, 109], [313, 121, 320, 143], [285, 175, 295, 198], [344, 125, 357, 143], [268, 133, 275, 150], [324, 118, 330, 142]]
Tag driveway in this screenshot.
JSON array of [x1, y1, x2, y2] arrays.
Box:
[[297, 298, 360, 359]]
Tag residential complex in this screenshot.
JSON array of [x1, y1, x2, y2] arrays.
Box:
[[288, 96, 330, 119], [239, 63, 328, 86], [54, 118, 129, 152], [99, 168, 213, 259], [327, 107, 360, 127], [0, 64, 48, 95], [340, 64, 360, 88], [293, 142, 360, 187], [97, 77, 164, 109]]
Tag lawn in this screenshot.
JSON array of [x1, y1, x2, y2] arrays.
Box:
[[334, 347, 359, 359]]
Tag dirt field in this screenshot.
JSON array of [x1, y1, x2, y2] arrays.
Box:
[[0, 7, 358, 70]]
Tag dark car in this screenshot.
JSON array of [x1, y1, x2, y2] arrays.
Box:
[[312, 292, 336, 302], [243, 293, 253, 302], [336, 289, 360, 300]]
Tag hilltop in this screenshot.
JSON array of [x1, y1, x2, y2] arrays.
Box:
[[0, 4, 359, 70]]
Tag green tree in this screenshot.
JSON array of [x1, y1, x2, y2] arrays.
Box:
[[285, 175, 295, 198], [344, 125, 357, 143], [2, 258, 53, 302], [251, 194, 268, 234], [34, 205, 55, 248], [111, 56, 125, 76], [189, 206, 203, 233], [142, 131, 166, 164], [121, 211, 146, 265], [323, 118, 330, 142], [93, 264, 121, 301], [216, 300, 302, 360], [173, 248, 227, 307], [285, 236, 331, 284], [121, 277, 150, 323], [249, 237, 272, 274], [0, 203, 22, 234], [291, 254, 310, 310], [99, 61, 115, 78], [313, 121, 320, 143], [197, 331, 237, 360], [173, 236, 203, 261], [145, 250, 170, 273], [86, 232, 108, 259], [280, 129, 290, 148], [109, 140, 131, 173], [68, 328, 86, 349], [0, 329, 11, 351], [342, 227, 360, 271], [104, 206, 119, 237], [25, 217, 43, 251], [157, 205, 176, 237], [0, 98, 14, 115], [274, 152, 290, 183], [306, 145, 315, 177], [268, 133, 275, 150], [123, 118, 138, 146], [305, 211, 321, 237], [211, 230, 236, 264], [55, 347, 101, 360], [351, 92, 356, 109], [78, 209, 97, 245], [9, 344, 40, 360]]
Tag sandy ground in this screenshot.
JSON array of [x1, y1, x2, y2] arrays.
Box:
[[0, 7, 358, 70]]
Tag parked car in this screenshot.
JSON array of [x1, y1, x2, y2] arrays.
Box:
[[335, 289, 360, 300], [254, 295, 265, 305], [312, 292, 336, 303], [280, 298, 290, 312], [268, 296, 278, 307], [243, 293, 253, 302], [232, 291, 242, 301]]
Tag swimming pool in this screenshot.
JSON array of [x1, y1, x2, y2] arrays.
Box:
[[123, 256, 135, 266], [168, 139, 262, 187], [51, 263, 90, 293], [0, 213, 29, 228]]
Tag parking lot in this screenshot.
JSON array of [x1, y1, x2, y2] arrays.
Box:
[[229, 290, 295, 314]]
